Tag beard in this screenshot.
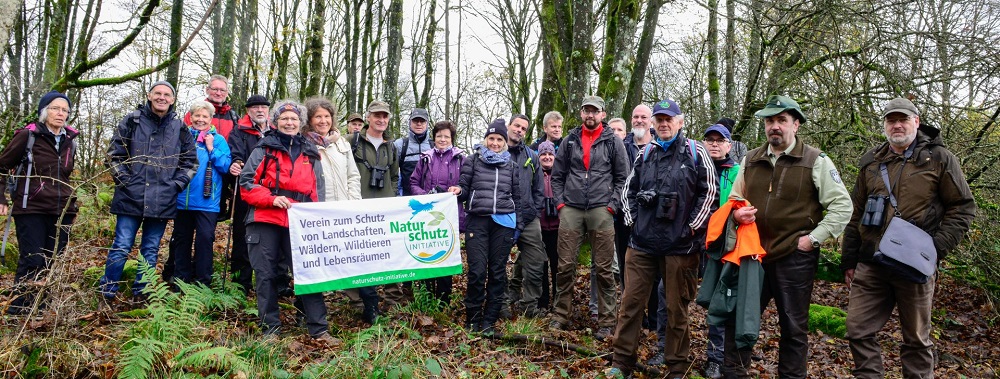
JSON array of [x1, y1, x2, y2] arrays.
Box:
[[886, 131, 916, 148], [633, 127, 646, 139]]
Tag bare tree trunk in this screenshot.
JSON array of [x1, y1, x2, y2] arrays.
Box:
[[232, 0, 257, 107], [624, 0, 663, 114], [536, 0, 573, 128], [724, 0, 735, 116], [0, 0, 20, 58], [302, 0, 325, 97], [166, 0, 184, 86], [706, 0, 720, 120], [42, 0, 71, 88], [597, 0, 640, 120], [418, 0, 438, 108], [444, 0, 451, 118], [5, 2, 25, 112], [357, 0, 373, 109], [384, 0, 404, 118], [344, 0, 359, 112]]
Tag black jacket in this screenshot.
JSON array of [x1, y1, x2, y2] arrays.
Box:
[[106, 103, 197, 219], [0, 122, 79, 218], [551, 124, 629, 213], [623, 134, 718, 255], [456, 150, 522, 230], [508, 143, 544, 223]]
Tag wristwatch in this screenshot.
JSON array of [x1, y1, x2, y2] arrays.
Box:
[[807, 234, 821, 249]]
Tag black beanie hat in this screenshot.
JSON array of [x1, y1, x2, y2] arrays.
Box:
[[716, 117, 737, 133], [484, 118, 508, 141], [38, 91, 71, 116]]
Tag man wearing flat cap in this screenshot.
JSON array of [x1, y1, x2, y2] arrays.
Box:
[[726, 95, 853, 378], [841, 98, 975, 378], [549, 95, 629, 340], [345, 113, 364, 134]]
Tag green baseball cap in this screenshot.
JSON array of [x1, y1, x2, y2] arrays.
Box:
[[754, 95, 807, 124]]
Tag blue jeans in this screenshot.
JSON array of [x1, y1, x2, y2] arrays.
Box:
[[99, 215, 168, 298]]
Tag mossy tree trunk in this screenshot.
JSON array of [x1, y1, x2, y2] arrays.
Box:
[[301, 0, 326, 98], [623, 0, 664, 118], [384, 0, 404, 134], [596, 0, 639, 121]]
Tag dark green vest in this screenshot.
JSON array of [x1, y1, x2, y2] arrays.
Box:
[[743, 141, 822, 261]]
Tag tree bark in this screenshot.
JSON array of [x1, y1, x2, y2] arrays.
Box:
[[724, 0, 735, 116], [166, 0, 184, 86], [418, 0, 438, 108], [384, 0, 404, 121], [597, 0, 640, 120], [566, 0, 594, 127], [536, 0, 573, 129], [302, 0, 326, 97], [623, 0, 664, 115], [42, 0, 71, 87], [706, 0, 720, 120]]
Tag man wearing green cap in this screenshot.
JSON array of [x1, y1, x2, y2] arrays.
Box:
[[726, 95, 853, 378]]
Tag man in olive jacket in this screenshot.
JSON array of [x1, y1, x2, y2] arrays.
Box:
[[549, 96, 629, 339], [346, 100, 401, 323], [841, 98, 976, 378]]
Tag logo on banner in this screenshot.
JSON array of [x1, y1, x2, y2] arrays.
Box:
[[388, 199, 457, 265]]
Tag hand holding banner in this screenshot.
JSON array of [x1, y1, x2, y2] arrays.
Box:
[[287, 193, 463, 294]]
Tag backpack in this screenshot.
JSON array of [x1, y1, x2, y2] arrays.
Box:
[[640, 138, 699, 166], [6, 123, 79, 209]]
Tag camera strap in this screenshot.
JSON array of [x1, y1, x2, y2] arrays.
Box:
[[878, 143, 914, 216]]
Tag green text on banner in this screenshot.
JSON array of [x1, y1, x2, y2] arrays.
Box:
[[287, 193, 463, 294]]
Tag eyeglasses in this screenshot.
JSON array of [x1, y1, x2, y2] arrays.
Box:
[[581, 109, 600, 115], [208, 87, 228, 93], [703, 139, 729, 145], [278, 116, 300, 123], [46, 106, 70, 114]]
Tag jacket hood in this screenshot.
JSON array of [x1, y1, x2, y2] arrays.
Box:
[[424, 146, 464, 158], [259, 132, 321, 159], [27, 122, 79, 139], [141, 101, 176, 121]]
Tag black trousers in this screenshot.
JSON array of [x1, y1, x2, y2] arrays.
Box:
[[246, 222, 328, 337], [539, 228, 559, 309], [6, 214, 71, 313], [168, 210, 218, 286], [229, 196, 254, 293], [724, 249, 819, 379], [463, 215, 514, 327]]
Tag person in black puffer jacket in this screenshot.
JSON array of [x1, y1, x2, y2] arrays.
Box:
[[448, 118, 522, 335]]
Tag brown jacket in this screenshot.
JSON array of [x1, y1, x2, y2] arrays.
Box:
[[0, 123, 79, 218], [841, 129, 976, 270]]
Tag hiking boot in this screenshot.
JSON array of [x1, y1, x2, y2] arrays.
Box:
[[646, 351, 665, 366], [703, 361, 723, 379], [480, 322, 497, 336], [549, 320, 566, 331], [594, 327, 614, 342], [313, 332, 341, 346], [362, 305, 380, 325]]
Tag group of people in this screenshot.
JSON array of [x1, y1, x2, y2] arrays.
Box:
[[0, 73, 977, 379]]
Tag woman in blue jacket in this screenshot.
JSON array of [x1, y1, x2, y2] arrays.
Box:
[[168, 100, 232, 286]]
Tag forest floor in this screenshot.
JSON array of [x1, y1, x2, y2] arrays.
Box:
[[0, 221, 998, 378]]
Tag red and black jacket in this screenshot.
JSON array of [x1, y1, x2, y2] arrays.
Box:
[[238, 132, 325, 227], [183, 99, 239, 140]]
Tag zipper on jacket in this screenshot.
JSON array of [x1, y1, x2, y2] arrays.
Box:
[[492, 167, 499, 213]]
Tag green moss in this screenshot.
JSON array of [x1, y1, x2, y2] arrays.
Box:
[[808, 303, 847, 338]]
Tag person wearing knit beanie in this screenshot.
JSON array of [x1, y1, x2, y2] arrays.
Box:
[[484, 118, 508, 141], [37, 91, 72, 117]]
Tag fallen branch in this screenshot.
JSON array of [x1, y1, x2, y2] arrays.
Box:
[[485, 332, 663, 377]]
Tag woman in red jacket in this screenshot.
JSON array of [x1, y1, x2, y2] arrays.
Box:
[[237, 100, 334, 343]]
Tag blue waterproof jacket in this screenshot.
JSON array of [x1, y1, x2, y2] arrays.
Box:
[[177, 127, 232, 212]]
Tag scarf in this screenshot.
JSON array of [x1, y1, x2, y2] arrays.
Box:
[[479, 145, 510, 165], [653, 132, 678, 151], [306, 131, 329, 148]]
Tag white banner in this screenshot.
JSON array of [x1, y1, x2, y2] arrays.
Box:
[[287, 193, 463, 294]]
